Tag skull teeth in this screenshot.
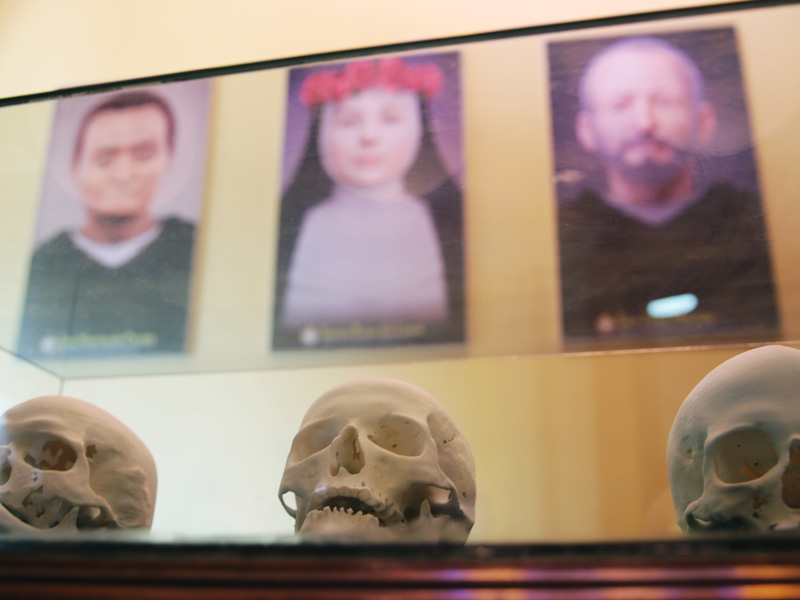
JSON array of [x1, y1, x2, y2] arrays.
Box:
[[301, 505, 382, 532], [321, 505, 370, 517], [307, 486, 399, 526]]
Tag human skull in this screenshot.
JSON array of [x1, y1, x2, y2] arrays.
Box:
[[0, 396, 157, 533], [668, 345, 800, 533], [279, 377, 476, 543]]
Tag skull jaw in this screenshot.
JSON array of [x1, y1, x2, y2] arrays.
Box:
[[286, 478, 471, 544], [297, 499, 470, 543], [684, 488, 800, 534], [0, 472, 120, 533], [685, 510, 800, 534], [0, 502, 80, 534], [299, 507, 387, 541], [0, 482, 119, 533]]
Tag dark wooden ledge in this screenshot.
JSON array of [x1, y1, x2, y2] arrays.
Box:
[[1, 534, 800, 598]]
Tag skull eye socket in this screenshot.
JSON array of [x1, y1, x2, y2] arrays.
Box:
[[21, 436, 78, 471], [289, 420, 340, 462], [714, 427, 777, 484], [367, 415, 426, 456], [0, 447, 10, 485]]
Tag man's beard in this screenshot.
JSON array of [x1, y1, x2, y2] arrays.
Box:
[[97, 214, 137, 225], [599, 135, 693, 187]]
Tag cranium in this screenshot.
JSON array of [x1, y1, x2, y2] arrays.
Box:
[[668, 345, 800, 533], [279, 377, 476, 543], [0, 396, 157, 533]]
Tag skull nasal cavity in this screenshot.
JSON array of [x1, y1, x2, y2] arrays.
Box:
[[330, 426, 365, 475], [782, 442, 800, 508]]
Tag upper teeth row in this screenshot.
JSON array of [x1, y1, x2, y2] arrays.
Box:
[[311, 485, 396, 518]]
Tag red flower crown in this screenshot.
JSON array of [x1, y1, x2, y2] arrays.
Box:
[[299, 58, 444, 107]]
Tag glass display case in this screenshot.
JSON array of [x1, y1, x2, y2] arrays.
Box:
[[2, 0, 800, 596]]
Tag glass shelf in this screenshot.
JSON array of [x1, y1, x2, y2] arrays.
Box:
[[0, 0, 798, 568]]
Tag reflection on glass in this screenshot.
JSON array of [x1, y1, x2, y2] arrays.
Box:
[[550, 29, 779, 348], [273, 54, 466, 350], [0, 0, 796, 547], [17, 81, 211, 359]]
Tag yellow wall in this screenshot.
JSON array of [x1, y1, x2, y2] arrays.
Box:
[[8, 4, 796, 375], [0, 0, 747, 99], [0, 0, 797, 542], [57, 343, 788, 541]]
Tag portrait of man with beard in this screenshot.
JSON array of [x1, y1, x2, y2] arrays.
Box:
[[549, 30, 779, 347]]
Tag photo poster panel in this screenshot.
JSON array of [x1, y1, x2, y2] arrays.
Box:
[[272, 51, 466, 351], [17, 79, 212, 359], [548, 26, 780, 350]]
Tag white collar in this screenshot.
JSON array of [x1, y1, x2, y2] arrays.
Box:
[[70, 223, 163, 268]]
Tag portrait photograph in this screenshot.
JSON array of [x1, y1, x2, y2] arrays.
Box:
[[272, 51, 466, 350], [18, 79, 212, 359], [548, 27, 780, 349]]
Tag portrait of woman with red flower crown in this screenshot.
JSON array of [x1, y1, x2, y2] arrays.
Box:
[[272, 53, 465, 350]]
